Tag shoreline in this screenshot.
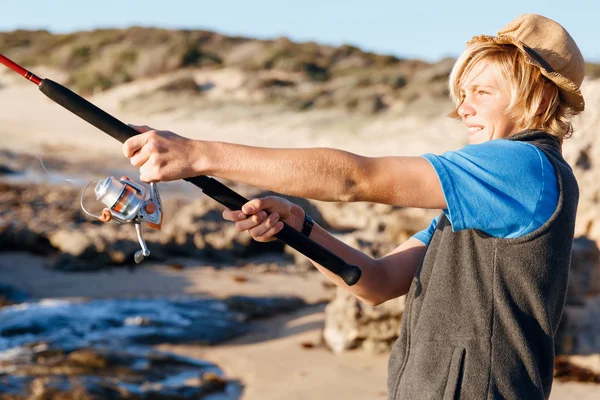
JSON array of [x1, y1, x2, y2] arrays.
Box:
[[1, 251, 599, 399]]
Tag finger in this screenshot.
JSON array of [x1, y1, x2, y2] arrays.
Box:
[[241, 198, 268, 214], [254, 221, 284, 242], [222, 208, 235, 221], [259, 196, 288, 209], [123, 132, 150, 158], [248, 212, 280, 237], [139, 165, 160, 183], [235, 211, 268, 231], [129, 145, 150, 167], [222, 208, 247, 222], [242, 196, 290, 214]]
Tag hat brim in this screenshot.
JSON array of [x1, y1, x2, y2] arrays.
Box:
[[468, 35, 585, 112]]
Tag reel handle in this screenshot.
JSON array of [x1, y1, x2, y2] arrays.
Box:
[[39, 79, 361, 286]]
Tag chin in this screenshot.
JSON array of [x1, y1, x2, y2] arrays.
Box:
[[468, 130, 494, 145], [468, 135, 485, 145]]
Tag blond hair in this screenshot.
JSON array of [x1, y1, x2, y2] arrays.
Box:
[[448, 41, 576, 143]]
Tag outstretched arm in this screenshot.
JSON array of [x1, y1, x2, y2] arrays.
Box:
[[123, 126, 446, 209], [202, 142, 445, 208]]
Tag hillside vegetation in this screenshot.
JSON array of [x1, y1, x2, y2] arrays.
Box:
[[1, 28, 598, 116]]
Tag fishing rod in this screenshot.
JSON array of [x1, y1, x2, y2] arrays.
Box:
[[0, 53, 361, 286]]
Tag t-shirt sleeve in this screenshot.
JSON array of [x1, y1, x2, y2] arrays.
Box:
[[421, 139, 558, 239], [412, 215, 441, 245]]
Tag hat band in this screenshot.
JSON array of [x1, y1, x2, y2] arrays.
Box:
[[522, 45, 555, 73]]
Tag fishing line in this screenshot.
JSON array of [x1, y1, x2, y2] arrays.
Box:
[[79, 178, 103, 219], [34, 154, 107, 221], [35, 155, 76, 185]]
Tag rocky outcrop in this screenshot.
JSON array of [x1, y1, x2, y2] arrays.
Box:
[[323, 289, 405, 354], [565, 79, 600, 246], [0, 347, 232, 400], [0, 179, 289, 269], [556, 237, 600, 355], [552, 79, 600, 355], [566, 237, 600, 305]]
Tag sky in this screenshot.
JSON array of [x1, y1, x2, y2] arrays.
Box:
[[0, 0, 598, 63]]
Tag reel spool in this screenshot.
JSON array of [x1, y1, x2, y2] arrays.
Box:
[[81, 176, 163, 263]]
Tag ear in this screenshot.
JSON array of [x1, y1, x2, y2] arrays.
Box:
[[535, 85, 553, 116]]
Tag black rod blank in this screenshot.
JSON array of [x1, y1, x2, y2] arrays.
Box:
[[38, 79, 362, 286]]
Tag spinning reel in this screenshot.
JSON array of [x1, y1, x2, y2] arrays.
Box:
[[81, 176, 163, 263]]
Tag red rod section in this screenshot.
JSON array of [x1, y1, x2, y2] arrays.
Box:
[[0, 53, 42, 85]]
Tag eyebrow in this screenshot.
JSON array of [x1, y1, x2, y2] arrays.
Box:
[[459, 84, 496, 94], [464, 84, 496, 90]]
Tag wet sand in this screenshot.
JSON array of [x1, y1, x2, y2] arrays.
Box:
[[1, 252, 598, 399]]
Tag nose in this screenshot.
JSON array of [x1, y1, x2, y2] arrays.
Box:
[[457, 95, 475, 119]]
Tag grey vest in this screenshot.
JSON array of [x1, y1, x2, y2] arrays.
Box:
[[387, 131, 579, 400]]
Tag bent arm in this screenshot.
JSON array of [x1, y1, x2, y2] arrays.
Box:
[[306, 222, 427, 305], [196, 141, 446, 208]]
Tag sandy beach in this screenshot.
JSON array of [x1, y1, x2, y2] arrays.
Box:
[[0, 253, 598, 399]]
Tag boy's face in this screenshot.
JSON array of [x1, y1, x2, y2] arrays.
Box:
[[457, 60, 518, 145]]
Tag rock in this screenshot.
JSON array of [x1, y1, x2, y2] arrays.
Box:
[[1, 181, 294, 269], [554, 355, 600, 383], [0, 283, 30, 308], [46, 226, 147, 270], [0, 346, 232, 399], [0, 164, 16, 174], [561, 354, 600, 375], [323, 288, 405, 354], [0, 149, 38, 175], [47, 229, 96, 258], [0, 224, 54, 254], [313, 201, 437, 239], [224, 295, 306, 318], [567, 236, 600, 304], [160, 197, 286, 262], [66, 348, 109, 369], [556, 296, 600, 354]]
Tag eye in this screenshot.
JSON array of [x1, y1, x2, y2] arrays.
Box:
[[477, 90, 490, 95]]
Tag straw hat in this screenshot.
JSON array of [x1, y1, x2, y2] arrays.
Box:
[[468, 14, 585, 112]]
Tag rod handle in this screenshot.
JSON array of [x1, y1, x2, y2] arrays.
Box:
[[185, 176, 362, 286]]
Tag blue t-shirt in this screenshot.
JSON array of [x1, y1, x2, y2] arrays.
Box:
[[412, 139, 558, 246]]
